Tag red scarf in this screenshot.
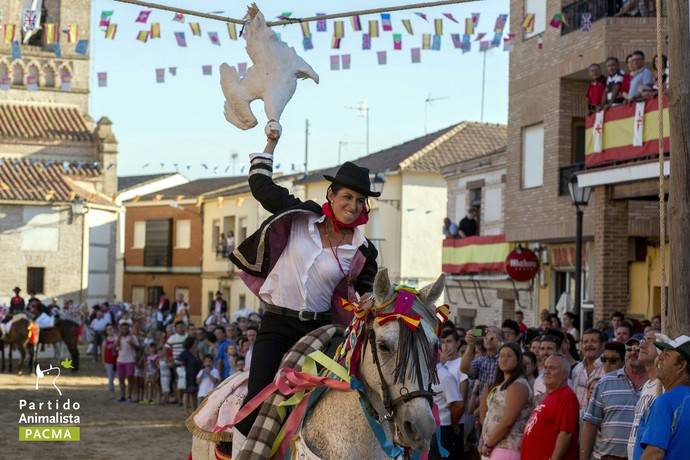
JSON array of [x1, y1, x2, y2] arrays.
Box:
[[321, 202, 368, 233]]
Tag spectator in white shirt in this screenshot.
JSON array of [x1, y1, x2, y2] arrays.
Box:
[[430, 363, 464, 460]]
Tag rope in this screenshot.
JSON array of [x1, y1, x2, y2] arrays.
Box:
[[112, 0, 478, 27], [655, 0, 666, 329]]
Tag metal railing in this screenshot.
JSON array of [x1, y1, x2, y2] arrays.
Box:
[[561, 0, 660, 35], [559, 163, 585, 196]]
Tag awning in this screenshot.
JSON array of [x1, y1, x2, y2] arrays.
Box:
[[442, 235, 512, 274]]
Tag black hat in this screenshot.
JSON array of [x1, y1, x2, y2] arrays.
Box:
[[12, 286, 20, 293], [324, 161, 380, 197]]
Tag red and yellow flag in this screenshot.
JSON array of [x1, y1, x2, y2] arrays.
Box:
[[3, 24, 17, 43]]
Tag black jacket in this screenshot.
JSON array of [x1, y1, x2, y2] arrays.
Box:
[[229, 153, 378, 317]]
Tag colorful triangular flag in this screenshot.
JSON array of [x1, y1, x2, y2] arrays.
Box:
[[227, 23, 237, 40], [381, 13, 392, 31], [402, 19, 414, 35], [135, 10, 151, 24], [105, 23, 117, 39]]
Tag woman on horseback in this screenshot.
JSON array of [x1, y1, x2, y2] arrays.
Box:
[[230, 130, 379, 435]]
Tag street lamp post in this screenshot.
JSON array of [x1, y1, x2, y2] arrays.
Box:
[[568, 175, 592, 329]]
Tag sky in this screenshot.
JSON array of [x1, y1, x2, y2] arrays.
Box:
[[89, 0, 510, 179]]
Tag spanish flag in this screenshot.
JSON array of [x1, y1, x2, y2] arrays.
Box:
[[64, 24, 78, 43], [105, 23, 117, 40], [3, 24, 16, 43], [43, 23, 58, 44], [150, 22, 160, 39], [442, 235, 512, 274], [189, 22, 201, 36]]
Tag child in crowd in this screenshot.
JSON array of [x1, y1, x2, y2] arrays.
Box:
[[115, 321, 139, 402], [177, 337, 202, 416], [143, 344, 159, 404], [158, 346, 172, 404], [103, 324, 118, 398], [196, 354, 220, 402], [133, 325, 146, 402]]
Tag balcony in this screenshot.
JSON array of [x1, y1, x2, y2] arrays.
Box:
[[585, 96, 669, 168], [562, 0, 661, 35], [442, 235, 512, 275]]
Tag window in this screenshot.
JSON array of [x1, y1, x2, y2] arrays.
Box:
[[572, 118, 586, 165], [212, 219, 223, 258], [144, 219, 172, 267], [27, 267, 45, 294], [524, 0, 546, 39], [147, 286, 164, 307], [131, 286, 146, 305], [133, 221, 146, 249], [521, 123, 545, 189], [238, 294, 246, 309], [238, 217, 248, 244], [175, 219, 191, 249]]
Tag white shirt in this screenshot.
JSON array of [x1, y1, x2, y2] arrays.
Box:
[[259, 214, 364, 312], [570, 358, 604, 415], [432, 363, 462, 426], [91, 315, 110, 332], [444, 356, 468, 424], [627, 378, 662, 460], [197, 367, 220, 398]]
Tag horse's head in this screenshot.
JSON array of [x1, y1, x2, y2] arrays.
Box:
[[357, 268, 445, 451]]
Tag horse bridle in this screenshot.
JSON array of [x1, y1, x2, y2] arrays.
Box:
[[363, 320, 435, 422]]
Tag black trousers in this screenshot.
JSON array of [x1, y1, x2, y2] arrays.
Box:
[[430, 424, 465, 460], [235, 311, 329, 436]]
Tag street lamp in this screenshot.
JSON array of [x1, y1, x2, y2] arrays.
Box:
[[568, 175, 592, 329], [370, 173, 400, 210]]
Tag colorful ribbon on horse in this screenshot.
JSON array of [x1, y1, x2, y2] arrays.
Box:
[[375, 312, 422, 330]]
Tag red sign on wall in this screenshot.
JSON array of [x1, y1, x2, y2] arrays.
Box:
[[505, 248, 539, 282]]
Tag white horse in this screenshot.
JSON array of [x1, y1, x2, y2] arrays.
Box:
[[190, 268, 445, 459]]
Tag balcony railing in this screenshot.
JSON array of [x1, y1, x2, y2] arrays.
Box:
[[559, 163, 585, 196], [562, 0, 660, 35]]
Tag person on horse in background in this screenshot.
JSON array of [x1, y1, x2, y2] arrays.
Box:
[[1, 287, 27, 335], [229, 128, 379, 436]]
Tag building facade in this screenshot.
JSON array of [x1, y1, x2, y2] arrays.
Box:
[[505, 0, 668, 326]]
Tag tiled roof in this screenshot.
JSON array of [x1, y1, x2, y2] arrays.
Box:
[[297, 122, 506, 182], [118, 173, 178, 191], [136, 176, 247, 201], [0, 158, 105, 203], [0, 103, 95, 142]]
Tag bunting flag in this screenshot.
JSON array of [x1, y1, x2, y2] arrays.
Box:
[[52, 42, 61, 57], [368, 20, 379, 38], [415, 12, 428, 22], [330, 55, 340, 71], [490, 32, 502, 48], [43, 23, 58, 44], [522, 14, 535, 33], [316, 13, 327, 32], [550, 12, 567, 29], [402, 19, 413, 35], [278, 12, 292, 20], [465, 18, 474, 35], [351, 16, 362, 31], [150, 22, 160, 38], [173, 13, 185, 23], [302, 36, 313, 51], [475, 32, 486, 41], [75, 39, 89, 55], [451, 33, 461, 48], [432, 34, 441, 51], [411, 47, 421, 63], [105, 23, 117, 40], [174, 31, 187, 47], [168, 67, 177, 76], [64, 24, 78, 43], [12, 41, 21, 59], [381, 13, 392, 31], [362, 33, 371, 50], [479, 40, 490, 51], [300, 22, 311, 38], [97, 72, 107, 87], [377, 50, 387, 65], [60, 72, 71, 90], [393, 33, 402, 50], [443, 13, 459, 24], [581, 13, 592, 32], [494, 14, 508, 33], [434, 18, 443, 35], [331, 36, 341, 49], [472, 13, 481, 27], [503, 33, 516, 51], [136, 30, 149, 42], [342, 54, 351, 70], [155, 68, 165, 83], [99, 11, 113, 29], [202, 65, 212, 76], [537, 34, 544, 49], [422, 33, 431, 49], [135, 10, 151, 24], [461, 34, 471, 53], [227, 22, 237, 40], [3, 24, 16, 44], [334, 20, 345, 38], [208, 31, 220, 45], [26, 74, 38, 91], [189, 22, 201, 36], [237, 62, 247, 77]]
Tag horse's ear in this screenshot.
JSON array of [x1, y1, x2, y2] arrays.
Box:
[[373, 268, 393, 303], [418, 274, 445, 307]]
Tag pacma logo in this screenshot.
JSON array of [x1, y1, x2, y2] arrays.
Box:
[[34, 359, 73, 396]]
